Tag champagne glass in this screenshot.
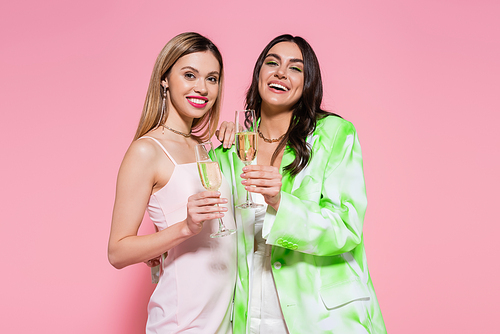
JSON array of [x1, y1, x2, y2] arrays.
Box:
[[195, 141, 236, 238], [235, 109, 263, 209]]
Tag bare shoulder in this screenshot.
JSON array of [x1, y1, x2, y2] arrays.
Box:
[[125, 138, 160, 163], [120, 137, 175, 190], [117, 138, 165, 181]]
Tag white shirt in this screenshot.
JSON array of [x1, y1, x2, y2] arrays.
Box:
[[249, 193, 289, 334]]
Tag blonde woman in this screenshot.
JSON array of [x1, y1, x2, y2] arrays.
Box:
[[108, 32, 236, 333]]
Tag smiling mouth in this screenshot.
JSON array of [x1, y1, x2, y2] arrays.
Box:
[[186, 97, 208, 105], [268, 83, 289, 91]]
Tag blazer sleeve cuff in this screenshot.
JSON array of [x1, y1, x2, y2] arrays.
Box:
[[262, 197, 279, 240], [262, 191, 294, 243]]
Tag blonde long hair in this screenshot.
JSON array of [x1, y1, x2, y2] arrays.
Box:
[[134, 32, 223, 141]]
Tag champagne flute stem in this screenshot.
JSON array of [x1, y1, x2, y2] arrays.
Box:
[[211, 203, 235, 238], [217, 218, 225, 232], [244, 162, 253, 205], [215, 203, 226, 229]]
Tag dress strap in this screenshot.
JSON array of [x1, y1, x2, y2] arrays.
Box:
[[138, 136, 178, 166]]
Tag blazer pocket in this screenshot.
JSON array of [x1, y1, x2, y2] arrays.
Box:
[[320, 278, 371, 309]]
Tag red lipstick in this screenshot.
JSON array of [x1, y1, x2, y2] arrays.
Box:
[[186, 96, 208, 108]]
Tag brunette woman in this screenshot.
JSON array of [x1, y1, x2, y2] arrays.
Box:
[[217, 35, 386, 334], [108, 32, 236, 333]]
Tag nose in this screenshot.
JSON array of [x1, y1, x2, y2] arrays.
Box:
[[274, 65, 287, 79], [194, 79, 208, 96]]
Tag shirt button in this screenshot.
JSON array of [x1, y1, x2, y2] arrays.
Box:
[[273, 262, 282, 270]]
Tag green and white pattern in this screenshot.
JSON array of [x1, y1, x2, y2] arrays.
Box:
[[216, 116, 387, 334]]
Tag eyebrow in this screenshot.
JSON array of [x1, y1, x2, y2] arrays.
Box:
[[207, 70, 220, 76], [265, 53, 303, 64], [180, 66, 220, 76]]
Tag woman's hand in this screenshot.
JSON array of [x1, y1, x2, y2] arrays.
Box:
[[241, 165, 282, 211], [215, 121, 235, 149], [145, 256, 161, 267], [145, 191, 225, 267], [185, 191, 228, 235]]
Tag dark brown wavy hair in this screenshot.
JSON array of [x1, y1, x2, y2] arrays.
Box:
[[245, 34, 340, 176]]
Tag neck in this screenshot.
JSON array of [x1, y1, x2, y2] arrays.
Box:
[[259, 108, 292, 138], [162, 96, 197, 134], [163, 114, 194, 135]]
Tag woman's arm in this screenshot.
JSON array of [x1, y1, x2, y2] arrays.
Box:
[[108, 140, 227, 269]]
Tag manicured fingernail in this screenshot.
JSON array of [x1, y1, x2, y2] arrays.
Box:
[[242, 166, 248, 171], [241, 180, 247, 184], [240, 173, 246, 178]]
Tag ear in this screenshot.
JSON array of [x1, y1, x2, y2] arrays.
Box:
[[161, 80, 168, 89]]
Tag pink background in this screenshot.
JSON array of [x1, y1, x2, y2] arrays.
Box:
[[1, 0, 499, 333]]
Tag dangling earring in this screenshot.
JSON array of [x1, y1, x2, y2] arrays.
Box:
[[156, 84, 167, 134], [208, 107, 213, 136]]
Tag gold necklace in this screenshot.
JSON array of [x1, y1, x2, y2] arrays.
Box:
[[162, 124, 191, 137], [257, 126, 286, 143]]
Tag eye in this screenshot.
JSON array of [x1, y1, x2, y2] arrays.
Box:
[[290, 66, 303, 73], [207, 76, 219, 84], [184, 72, 196, 79], [265, 60, 279, 66]]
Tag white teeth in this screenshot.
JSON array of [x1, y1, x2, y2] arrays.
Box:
[[187, 98, 207, 105], [269, 83, 288, 91]]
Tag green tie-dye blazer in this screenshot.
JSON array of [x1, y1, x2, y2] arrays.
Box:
[[216, 115, 386, 334]]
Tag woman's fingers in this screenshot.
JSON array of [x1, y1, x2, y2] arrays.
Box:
[[240, 165, 282, 210], [240, 165, 282, 181], [242, 178, 282, 187], [242, 164, 280, 174], [145, 257, 161, 267], [226, 128, 235, 149], [190, 204, 228, 214], [189, 192, 228, 208], [216, 121, 236, 148], [241, 171, 281, 181], [189, 190, 223, 201], [186, 191, 228, 233], [242, 178, 281, 193]]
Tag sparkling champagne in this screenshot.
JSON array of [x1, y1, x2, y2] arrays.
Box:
[[236, 132, 257, 162], [197, 161, 222, 191]]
